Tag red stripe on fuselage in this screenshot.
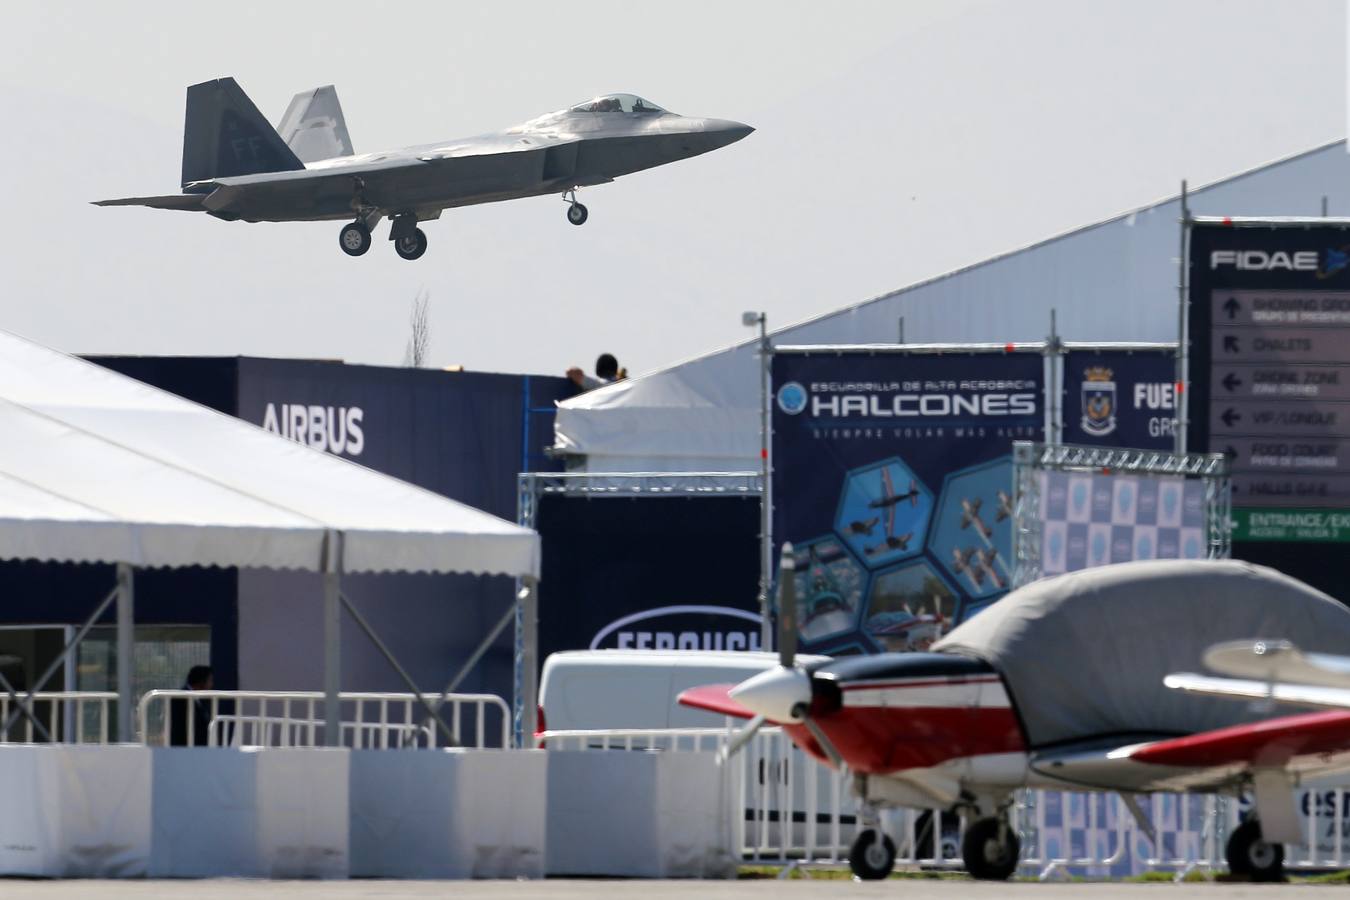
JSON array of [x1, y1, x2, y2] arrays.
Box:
[[839, 676, 1002, 692], [792, 705, 1025, 774]]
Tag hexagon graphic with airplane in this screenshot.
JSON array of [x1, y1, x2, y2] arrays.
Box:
[[834, 458, 933, 569], [784, 535, 867, 646], [930, 457, 1015, 605], [862, 560, 957, 653]]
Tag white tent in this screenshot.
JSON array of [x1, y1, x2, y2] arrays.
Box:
[[0, 329, 540, 742], [556, 139, 1350, 472]]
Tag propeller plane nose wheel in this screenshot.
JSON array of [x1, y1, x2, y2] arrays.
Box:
[[339, 222, 371, 257], [394, 228, 428, 261], [567, 202, 589, 226], [848, 829, 896, 880]]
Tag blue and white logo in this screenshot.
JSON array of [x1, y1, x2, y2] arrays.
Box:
[[777, 381, 808, 415]]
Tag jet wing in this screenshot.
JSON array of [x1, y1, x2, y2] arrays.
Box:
[[188, 133, 589, 218], [677, 684, 764, 721], [91, 194, 207, 211]]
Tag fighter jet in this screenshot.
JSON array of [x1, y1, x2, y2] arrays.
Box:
[[95, 78, 753, 260]]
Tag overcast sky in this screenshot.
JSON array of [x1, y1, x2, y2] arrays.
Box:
[[1, 1, 1344, 379]]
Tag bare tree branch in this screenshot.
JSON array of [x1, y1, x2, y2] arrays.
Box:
[[404, 289, 431, 367]]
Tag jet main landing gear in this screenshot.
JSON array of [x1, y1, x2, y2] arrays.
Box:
[[961, 816, 1020, 881], [1226, 819, 1284, 882], [562, 189, 588, 226], [339, 222, 372, 257], [389, 215, 428, 261]]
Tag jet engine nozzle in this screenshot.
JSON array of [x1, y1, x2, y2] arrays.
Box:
[[731, 666, 813, 723]]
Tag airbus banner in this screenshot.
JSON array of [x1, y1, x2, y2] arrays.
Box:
[[1061, 349, 1177, 449], [771, 350, 1044, 655]]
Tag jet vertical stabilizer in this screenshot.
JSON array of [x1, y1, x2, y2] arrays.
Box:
[[181, 77, 304, 188], [278, 85, 354, 163]]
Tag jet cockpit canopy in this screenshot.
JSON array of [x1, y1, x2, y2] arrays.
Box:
[[569, 94, 665, 114]]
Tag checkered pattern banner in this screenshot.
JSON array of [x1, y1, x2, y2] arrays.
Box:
[[1038, 470, 1207, 577]]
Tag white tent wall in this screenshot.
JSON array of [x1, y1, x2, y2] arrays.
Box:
[[556, 139, 1350, 472]]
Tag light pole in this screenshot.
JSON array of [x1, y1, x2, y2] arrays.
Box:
[[742, 311, 772, 651]]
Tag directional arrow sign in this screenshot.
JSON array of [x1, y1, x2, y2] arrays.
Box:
[[1223, 335, 1240, 353], [1221, 409, 1241, 427], [1222, 373, 1242, 392], [1224, 297, 1240, 319]]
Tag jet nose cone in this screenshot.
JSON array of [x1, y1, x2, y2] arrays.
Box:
[[730, 666, 811, 722], [707, 118, 754, 145]]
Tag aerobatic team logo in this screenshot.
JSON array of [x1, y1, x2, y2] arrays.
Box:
[[1080, 367, 1116, 437], [777, 381, 809, 415]]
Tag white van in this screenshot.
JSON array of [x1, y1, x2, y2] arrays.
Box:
[[538, 649, 810, 733]]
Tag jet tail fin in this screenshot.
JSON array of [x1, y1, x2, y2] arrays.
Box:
[[277, 85, 354, 163], [181, 77, 305, 188]]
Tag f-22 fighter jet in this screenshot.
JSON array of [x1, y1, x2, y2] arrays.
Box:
[[95, 78, 753, 260]]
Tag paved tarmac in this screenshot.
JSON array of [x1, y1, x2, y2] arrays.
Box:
[[0, 880, 1341, 899]]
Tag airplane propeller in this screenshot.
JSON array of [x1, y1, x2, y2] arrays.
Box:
[[718, 543, 846, 768]]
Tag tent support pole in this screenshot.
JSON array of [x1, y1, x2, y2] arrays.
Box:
[[519, 576, 539, 746], [322, 532, 343, 748], [0, 587, 118, 736], [435, 599, 516, 699], [116, 563, 135, 742], [338, 592, 457, 746], [0, 669, 51, 742]]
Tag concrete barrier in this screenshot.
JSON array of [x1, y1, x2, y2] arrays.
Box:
[[546, 750, 735, 878], [151, 747, 349, 877], [0, 744, 151, 877], [350, 748, 546, 878]]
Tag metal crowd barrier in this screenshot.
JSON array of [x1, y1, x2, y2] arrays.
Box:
[[538, 724, 1350, 878], [137, 690, 511, 749], [0, 691, 118, 744]]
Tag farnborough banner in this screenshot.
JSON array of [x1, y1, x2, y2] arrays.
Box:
[[771, 350, 1043, 655], [1061, 349, 1177, 449]]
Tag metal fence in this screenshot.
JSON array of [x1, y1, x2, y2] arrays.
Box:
[[0, 691, 118, 744], [137, 690, 511, 749]]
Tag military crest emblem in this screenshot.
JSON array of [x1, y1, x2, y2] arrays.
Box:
[[1080, 367, 1116, 437]]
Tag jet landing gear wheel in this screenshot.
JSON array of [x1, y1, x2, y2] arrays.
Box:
[[848, 829, 896, 880], [567, 202, 589, 226], [961, 817, 1020, 881], [394, 228, 428, 261], [339, 222, 371, 256], [1226, 820, 1284, 882]]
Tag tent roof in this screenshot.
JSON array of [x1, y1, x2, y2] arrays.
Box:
[[0, 330, 539, 577]]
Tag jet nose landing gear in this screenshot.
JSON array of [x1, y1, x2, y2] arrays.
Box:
[[562, 189, 588, 226]]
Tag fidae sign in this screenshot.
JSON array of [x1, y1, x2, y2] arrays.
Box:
[[1188, 221, 1350, 541], [772, 350, 1043, 654]]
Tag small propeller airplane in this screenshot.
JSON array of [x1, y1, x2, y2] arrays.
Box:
[[846, 517, 881, 537], [959, 496, 994, 540], [995, 489, 1014, 523], [679, 555, 1350, 882], [950, 545, 984, 592], [865, 532, 914, 557], [972, 547, 1005, 590], [867, 471, 920, 511], [95, 78, 752, 260]]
